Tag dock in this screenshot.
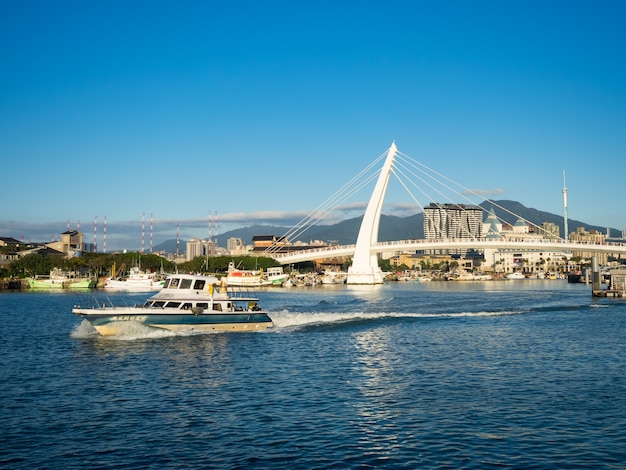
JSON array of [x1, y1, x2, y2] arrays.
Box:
[[592, 260, 626, 297]]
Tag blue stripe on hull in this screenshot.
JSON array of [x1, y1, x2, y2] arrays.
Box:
[[85, 313, 272, 328]]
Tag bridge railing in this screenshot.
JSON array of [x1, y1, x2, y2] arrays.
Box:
[[270, 237, 626, 261]]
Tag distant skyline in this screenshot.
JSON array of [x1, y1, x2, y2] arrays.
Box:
[[2, 1, 625, 251]]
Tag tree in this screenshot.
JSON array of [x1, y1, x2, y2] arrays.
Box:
[[9, 253, 56, 277]]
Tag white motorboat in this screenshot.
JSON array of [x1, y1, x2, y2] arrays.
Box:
[[73, 273, 273, 336]]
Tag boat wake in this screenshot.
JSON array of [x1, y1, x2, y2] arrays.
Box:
[[70, 308, 542, 340], [268, 308, 525, 332]]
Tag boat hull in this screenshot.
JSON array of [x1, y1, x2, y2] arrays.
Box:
[[225, 276, 264, 287], [104, 278, 164, 292], [73, 307, 273, 336], [29, 278, 95, 289]]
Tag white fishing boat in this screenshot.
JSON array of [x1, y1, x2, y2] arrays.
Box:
[[263, 266, 289, 286], [320, 271, 347, 284], [506, 271, 526, 280], [73, 273, 273, 336], [225, 262, 264, 287], [104, 266, 165, 292], [225, 262, 288, 287], [448, 271, 491, 281]]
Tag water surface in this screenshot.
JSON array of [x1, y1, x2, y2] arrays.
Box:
[[2, 281, 625, 468]]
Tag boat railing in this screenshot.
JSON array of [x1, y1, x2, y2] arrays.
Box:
[[225, 285, 259, 299], [73, 294, 144, 309]]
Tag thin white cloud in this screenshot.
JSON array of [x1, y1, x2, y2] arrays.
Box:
[[462, 188, 505, 197]]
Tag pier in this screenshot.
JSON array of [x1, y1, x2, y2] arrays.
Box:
[[591, 256, 626, 297]]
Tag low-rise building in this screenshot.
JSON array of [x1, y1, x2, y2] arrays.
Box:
[[569, 227, 608, 264]]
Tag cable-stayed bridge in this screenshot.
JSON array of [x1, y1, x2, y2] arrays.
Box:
[[272, 238, 626, 265], [264, 143, 626, 284]]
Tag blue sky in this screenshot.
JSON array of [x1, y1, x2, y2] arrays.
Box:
[[2, 1, 625, 251]]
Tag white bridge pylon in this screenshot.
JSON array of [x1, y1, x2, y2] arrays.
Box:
[[346, 141, 397, 284]]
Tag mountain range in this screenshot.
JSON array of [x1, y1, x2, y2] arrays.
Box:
[[153, 200, 619, 253]]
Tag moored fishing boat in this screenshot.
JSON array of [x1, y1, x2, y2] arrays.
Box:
[[226, 261, 264, 287], [506, 271, 526, 280], [263, 266, 289, 286], [225, 262, 288, 287], [28, 268, 96, 289], [104, 265, 165, 292], [72, 273, 273, 336]]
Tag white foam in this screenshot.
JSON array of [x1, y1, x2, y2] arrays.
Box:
[[268, 309, 521, 331], [103, 321, 178, 341], [70, 319, 178, 340], [70, 320, 99, 339]]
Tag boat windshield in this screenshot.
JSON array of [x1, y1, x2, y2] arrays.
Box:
[[163, 277, 206, 290]]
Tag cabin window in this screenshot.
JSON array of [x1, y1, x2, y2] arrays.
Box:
[[182, 303, 193, 310], [197, 302, 209, 309], [153, 301, 166, 308], [213, 303, 222, 311], [165, 302, 181, 308], [193, 280, 206, 290], [169, 278, 180, 288], [180, 278, 193, 289]]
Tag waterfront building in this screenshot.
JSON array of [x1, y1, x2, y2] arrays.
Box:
[[185, 238, 218, 261], [487, 249, 570, 275], [0, 237, 22, 248], [45, 230, 86, 257], [480, 211, 570, 274], [569, 227, 608, 264], [227, 237, 249, 255], [186, 238, 203, 261], [390, 252, 454, 270], [423, 203, 483, 255], [541, 222, 560, 239], [482, 208, 503, 239]]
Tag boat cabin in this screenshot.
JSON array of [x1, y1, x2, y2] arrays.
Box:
[[143, 274, 261, 313], [142, 298, 256, 312]]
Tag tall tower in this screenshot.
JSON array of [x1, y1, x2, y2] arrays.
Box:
[[150, 213, 153, 253], [142, 212, 145, 253], [562, 171, 569, 241], [176, 222, 180, 256], [94, 215, 97, 252]]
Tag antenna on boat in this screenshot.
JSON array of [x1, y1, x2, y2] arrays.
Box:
[[104, 216, 107, 253]]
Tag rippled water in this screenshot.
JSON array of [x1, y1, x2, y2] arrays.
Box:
[[2, 281, 626, 469]]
